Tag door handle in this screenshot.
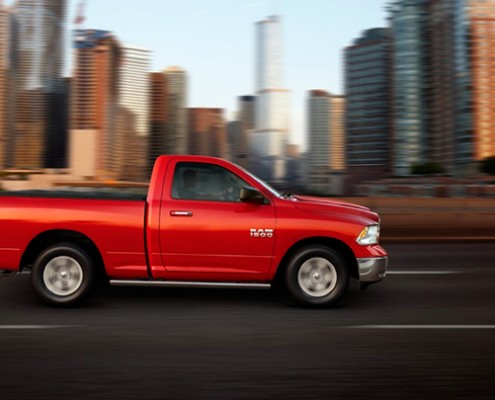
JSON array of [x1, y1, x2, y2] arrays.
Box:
[[170, 210, 193, 217]]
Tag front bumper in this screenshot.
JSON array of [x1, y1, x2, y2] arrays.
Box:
[[357, 256, 388, 283]]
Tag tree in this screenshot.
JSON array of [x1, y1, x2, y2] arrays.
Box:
[[480, 156, 495, 175]]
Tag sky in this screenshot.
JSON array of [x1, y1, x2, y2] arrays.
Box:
[[64, 0, 389, 149]]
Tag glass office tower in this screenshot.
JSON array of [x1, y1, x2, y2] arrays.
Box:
[[390, 0, 429, 176], [344, 28, 392, 182], [9, 0, 67, 168]]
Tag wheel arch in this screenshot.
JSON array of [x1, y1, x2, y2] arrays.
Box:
[[273, 237, 358, 285], [20, 230, 105, 277]]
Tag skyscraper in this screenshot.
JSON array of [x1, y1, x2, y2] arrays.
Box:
[[253, 15, 289, 182], [8, 0, 67, 169], [389, 0, 429, 176], [307, 90, 345, 195], [429, 0, 456, 173], [70, 29, 121, 178], [117, 44, 150, 181], [344, 28, 392, 184], [232, 95, 255, 167], [119, 45, 150, 138], [164, 66, 187, 155], [329, 95, 346, 171], [452, 0, 474, 168], [464, 0, 495, 163], [0, 2, 10, 169], [429, 0, 495, 171], [388, 0, 495, 175], [148, 71, 168, 173]]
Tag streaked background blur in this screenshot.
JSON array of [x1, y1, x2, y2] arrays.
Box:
[[0, 0, 494, 200]]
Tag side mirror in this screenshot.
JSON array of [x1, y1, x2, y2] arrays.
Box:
[[240, 187, 267, 204]]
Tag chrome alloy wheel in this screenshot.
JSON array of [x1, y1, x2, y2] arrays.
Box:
[[297, 257, 338, 297], [43, 256, 84, 297]]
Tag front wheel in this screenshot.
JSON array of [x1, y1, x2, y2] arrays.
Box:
[[285, 246, 349, 308], [31, 243, 95, 307]]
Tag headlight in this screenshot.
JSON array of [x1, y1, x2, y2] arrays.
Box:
[[356, 224, 380, 245]]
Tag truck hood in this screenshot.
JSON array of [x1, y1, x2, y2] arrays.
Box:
[[292, 195, 380, 223]]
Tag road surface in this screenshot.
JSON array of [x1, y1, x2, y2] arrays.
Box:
[[0, 242, 494, 399]]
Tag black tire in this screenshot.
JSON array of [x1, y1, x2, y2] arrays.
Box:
[[31, 243, 95, 307], [285, 246, 349, 308]]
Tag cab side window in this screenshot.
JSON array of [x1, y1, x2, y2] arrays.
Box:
[[172, 162, 248, 202]]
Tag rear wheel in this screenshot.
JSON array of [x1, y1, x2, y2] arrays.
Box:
[[31, 243, 95, 307], [285, 246, 349, 307]]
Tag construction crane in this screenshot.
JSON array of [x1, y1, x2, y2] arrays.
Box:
[[73, 0, 87, 29]]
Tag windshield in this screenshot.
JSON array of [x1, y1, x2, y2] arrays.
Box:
[[234, 164, 282, 198]]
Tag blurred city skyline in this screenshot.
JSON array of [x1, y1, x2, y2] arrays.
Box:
[[1, 0, 494, 197], [60, 0, 388, 149]]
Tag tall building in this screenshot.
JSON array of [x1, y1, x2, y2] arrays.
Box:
[[330, 95, 346, 171], [119, 45, 150, 138], [164, 66, 187, 155], [117, 44, 150, 181], [44, 75, 69, 168], [344, 27, 392, 184], [307, 90, 346, 194], [0, 2, 10, 169], [148, 71, 168, 173], [389, 0, 430, 176], [188, 108, 228, 159], [452, 0, 474, 168], [235, 95, 255, 167], [429, 0, 456, 173], [8, 0, 67, 169], [465, 0, 495, 163], [253, 15, 289, 182], [388, 0, 495, 175], [430, 0, 495, 170], [70, 29, 121, 178], [308, 90, 331, 178]]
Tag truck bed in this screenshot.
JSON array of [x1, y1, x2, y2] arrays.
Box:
[[0, 193, 149, 278]]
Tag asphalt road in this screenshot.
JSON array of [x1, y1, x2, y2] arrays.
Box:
[[0, 242, 494, 400]]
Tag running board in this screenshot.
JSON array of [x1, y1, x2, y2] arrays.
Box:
[[110, 280, 271, 290]]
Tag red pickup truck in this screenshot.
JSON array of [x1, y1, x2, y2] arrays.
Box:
[[0, 155, 387, 307]]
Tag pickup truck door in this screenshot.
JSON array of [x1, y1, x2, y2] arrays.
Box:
[[157, 161, 276, 281]]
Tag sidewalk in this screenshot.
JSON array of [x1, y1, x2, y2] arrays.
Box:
[[337, 197, 495, 241]]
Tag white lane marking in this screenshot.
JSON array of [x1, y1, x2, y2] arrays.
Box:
[[351, 325, 495, 329], [387, 270, 461, 275], [0, 325, 79, 330]]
